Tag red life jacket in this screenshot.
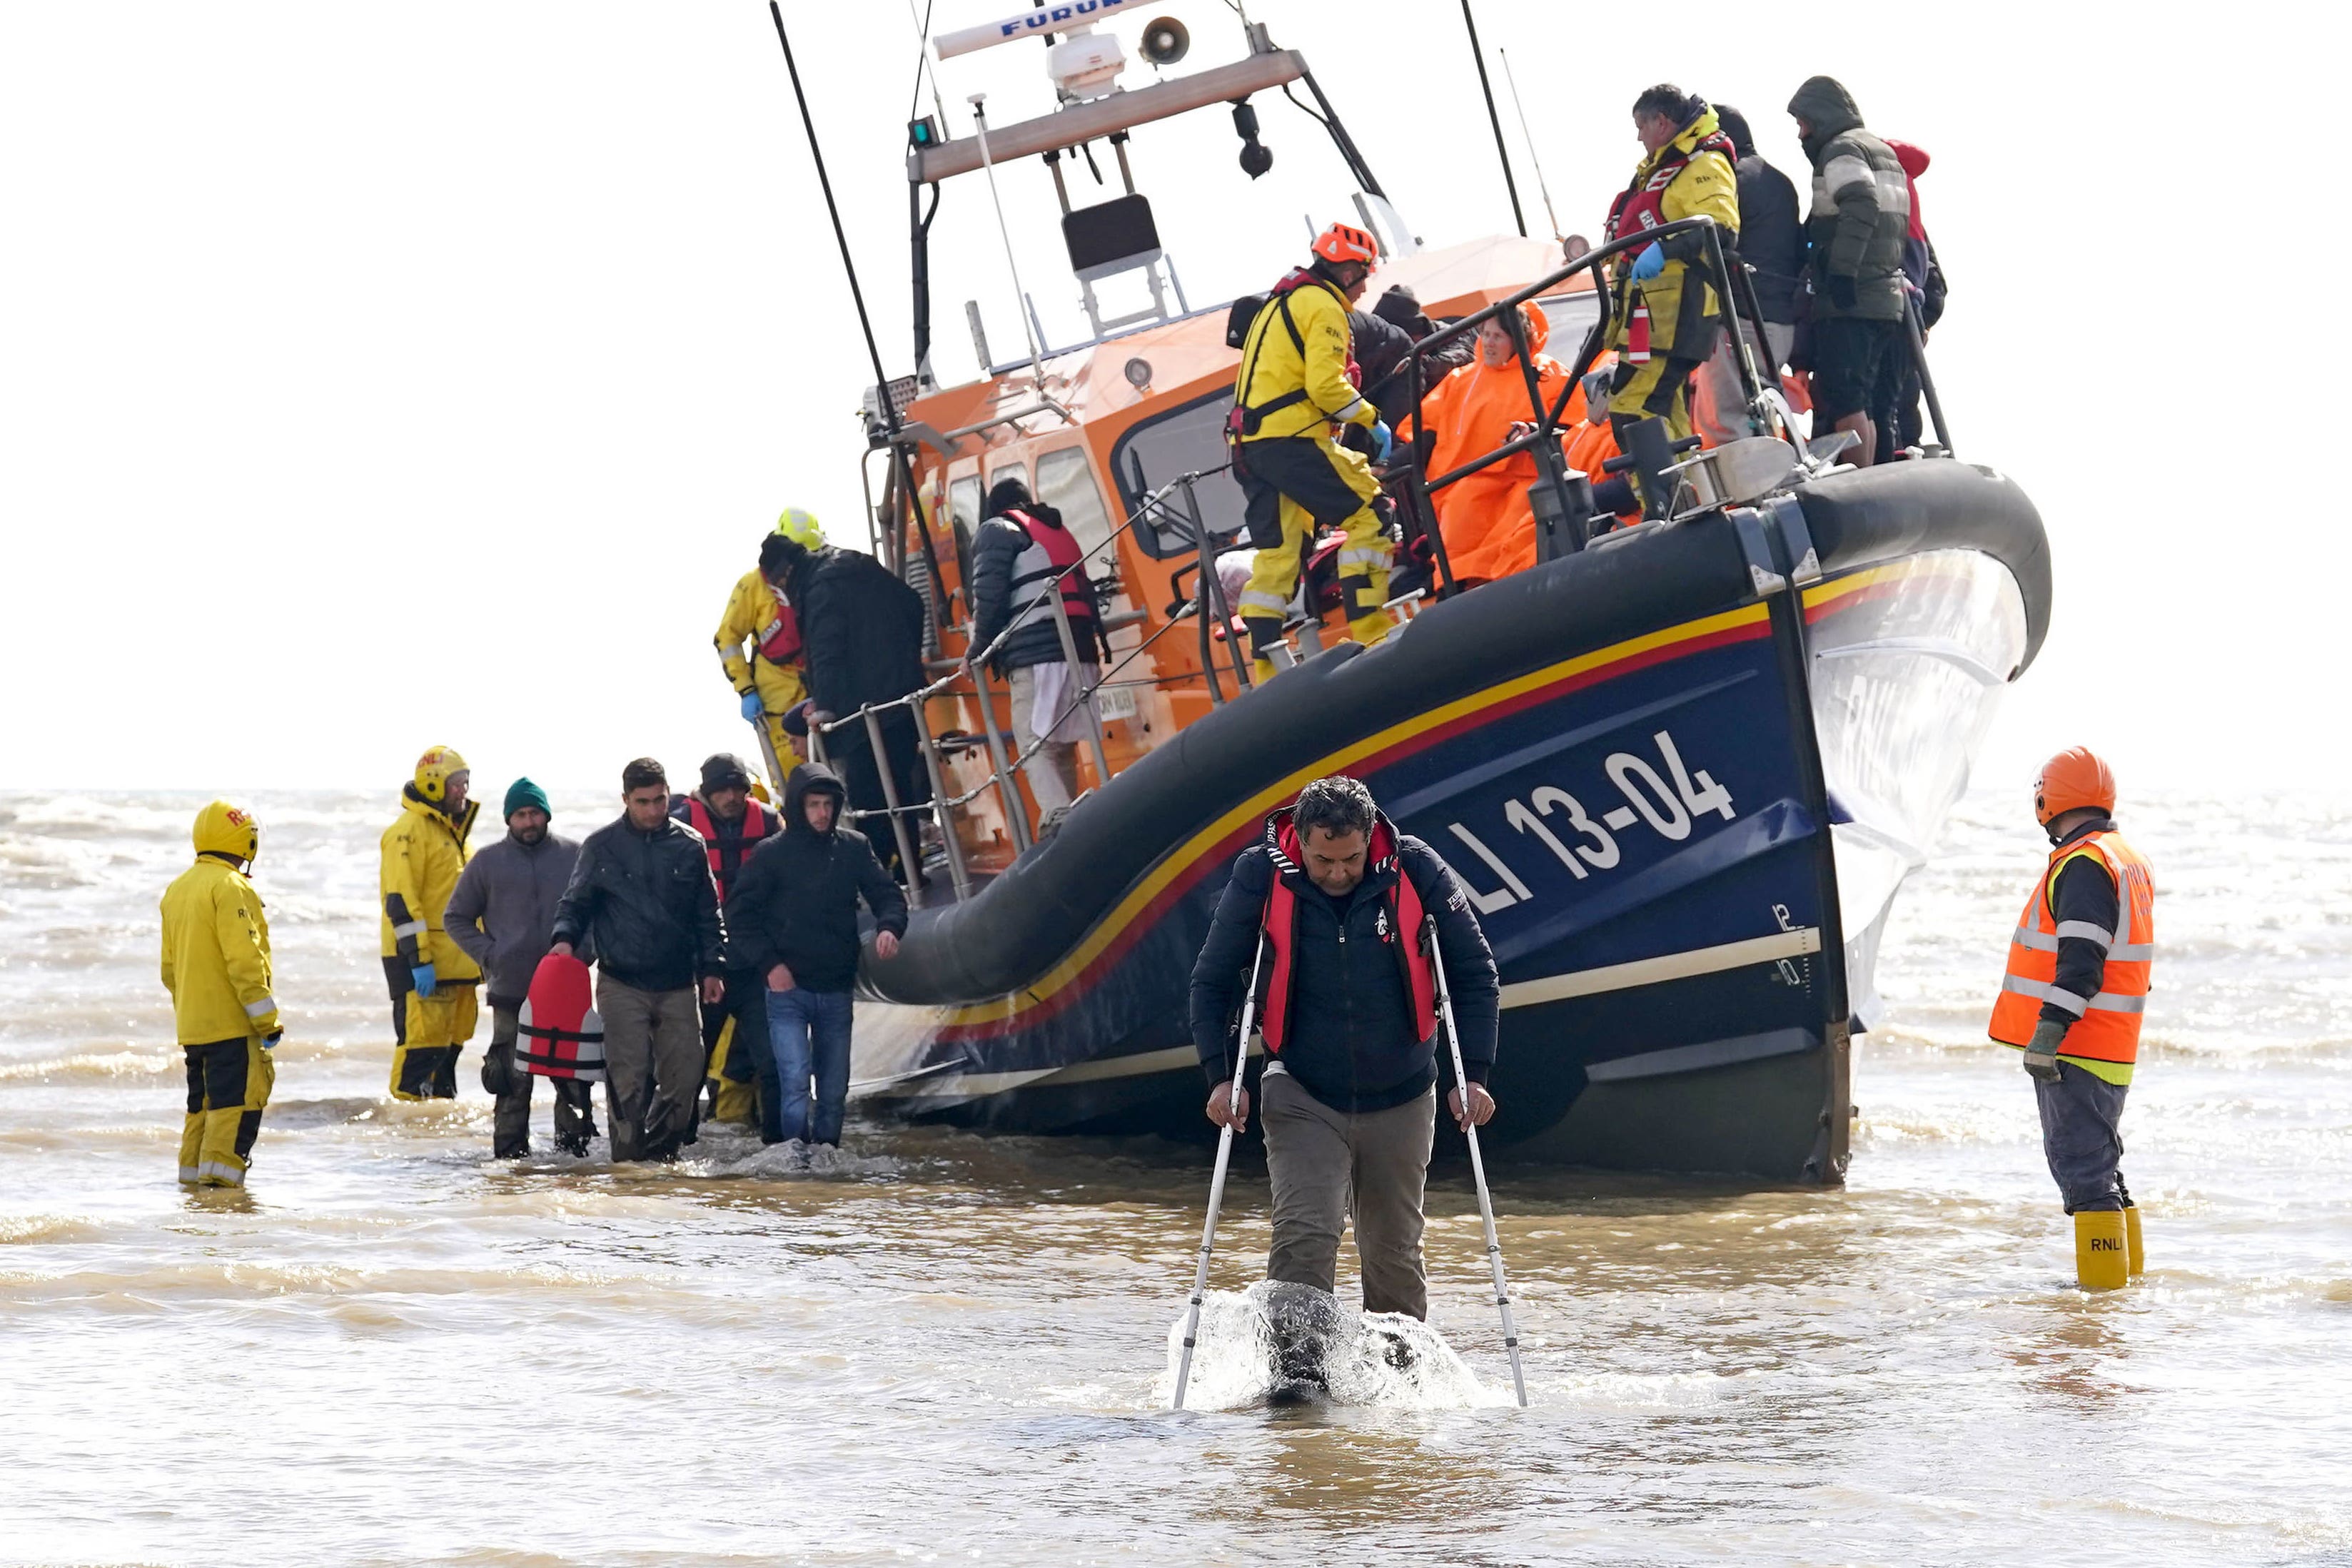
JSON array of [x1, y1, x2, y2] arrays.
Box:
[[755, 589, 802, 664], [517, 953, 605, 1081], [1604, 127, 1737, 249], [1002, 509, 1096, 632], [684, 796, 774, 903], [1256, 807, 1437, 1054]]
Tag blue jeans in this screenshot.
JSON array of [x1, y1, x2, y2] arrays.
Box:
[[764, 988, 855, 1145]]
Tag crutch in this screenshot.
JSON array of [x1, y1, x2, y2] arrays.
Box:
[[1172, 931, 1268, 1410], [1426, 916, 1528, 1407]]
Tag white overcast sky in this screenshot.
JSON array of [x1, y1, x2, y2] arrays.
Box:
[[4, 2, 2340, 799]]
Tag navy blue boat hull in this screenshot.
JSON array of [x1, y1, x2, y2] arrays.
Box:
[[854, 462, 2044, 1180]]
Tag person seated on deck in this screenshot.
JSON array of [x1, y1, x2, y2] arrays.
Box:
[[1408, 300, 1573, 585]]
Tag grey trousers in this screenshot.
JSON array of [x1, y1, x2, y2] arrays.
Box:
[[1261, 1071, 1437, 1319], [1695, 318, 1798, 447], [486, 1003, 596, 1158], [2035, 1059, 2131, 1213], [596, 977, 703, 1163]]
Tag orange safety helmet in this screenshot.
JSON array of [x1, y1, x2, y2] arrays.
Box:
[[1311, 222, 1378, 267], [2034, 746, 2116, 826]]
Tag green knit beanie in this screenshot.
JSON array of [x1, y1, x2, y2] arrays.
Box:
[[504, 777, 552, 821]]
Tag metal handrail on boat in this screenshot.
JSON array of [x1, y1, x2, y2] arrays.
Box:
[[806, 463, 1241, 904]]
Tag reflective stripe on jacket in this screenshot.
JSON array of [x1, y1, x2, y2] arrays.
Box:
[[378, 789, 482, 980], [1233, 272, 1375, 442], [714, 569, 801, 697], [160, 856, 279, 1044], [1989, 828, 2155, 1078], [1605, 105, 1740, 364]]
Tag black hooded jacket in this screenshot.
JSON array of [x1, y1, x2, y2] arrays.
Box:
[[729, 762, 909, 993], [777, 543, 929, 716], [1715, 105, 1806, 325], [1188, 811, 1500, 1114]]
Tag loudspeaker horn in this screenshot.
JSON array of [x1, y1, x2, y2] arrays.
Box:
[[1139, 16, 1189, 66]]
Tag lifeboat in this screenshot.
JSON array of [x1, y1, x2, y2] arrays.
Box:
[[792, 16, 2046, 1180]]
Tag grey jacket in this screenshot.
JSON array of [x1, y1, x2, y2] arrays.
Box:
[[1788, 76, 1910, 322], [447, 831, 582, 1008]]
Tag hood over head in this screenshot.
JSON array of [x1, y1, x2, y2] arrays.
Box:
[[783, 761, 847, 834], [1887, 139, 1930, 240], [1787, 75, 1863, 155], [1714, 103, 1756, 158], [1371, 285, 1430, 337]]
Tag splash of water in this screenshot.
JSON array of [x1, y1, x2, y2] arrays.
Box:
[[1159, 1280, 1510, 1412]]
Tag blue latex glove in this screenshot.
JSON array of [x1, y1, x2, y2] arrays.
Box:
[[411, 962, 438, 1000], [1630, 243, 1665, 281], [1369, 419, 1393, 463], [740, 689, 764, 722], [263, 1033, 281, 1051]]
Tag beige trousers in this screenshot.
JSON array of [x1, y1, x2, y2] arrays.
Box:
[[1261, 1070, 1437, 1319]]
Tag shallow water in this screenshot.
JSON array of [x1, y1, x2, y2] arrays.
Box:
[[4, 788, 2349, 1565]]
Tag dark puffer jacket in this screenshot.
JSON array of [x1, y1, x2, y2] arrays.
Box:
[[968, 501, 1101, 674], [550, 814, 725, 993], [1188, 813, 1500, 1114], [728, 763, 909, 993], [1788, 76, 1911, 322]]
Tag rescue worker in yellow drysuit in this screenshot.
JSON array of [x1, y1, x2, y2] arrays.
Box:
[[717, 509, 820, 779], [380, 745, 483, 1100], [160, 801, 281, 1188], [1601, 86, 1741, 452], [1231, 223, 1393, 681]]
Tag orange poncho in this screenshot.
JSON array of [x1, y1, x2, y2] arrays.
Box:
[[1413, 303, 1580, 583]]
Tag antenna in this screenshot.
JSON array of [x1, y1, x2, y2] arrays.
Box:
[[904, 0, 949, 129], [969, 94, 1050, 391], [1498, 49, 1560, 242], [1456, 0, 1524, 237]]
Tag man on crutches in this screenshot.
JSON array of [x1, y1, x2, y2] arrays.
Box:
[[1183, 775, 1501, 1397]]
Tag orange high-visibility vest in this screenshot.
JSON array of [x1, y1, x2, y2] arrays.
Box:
[[1988, 829, 2155, 1067]]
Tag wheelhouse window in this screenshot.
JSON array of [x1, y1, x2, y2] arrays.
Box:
[[1036, 446, 1115, 560], [1109, 392, 1248, 560]]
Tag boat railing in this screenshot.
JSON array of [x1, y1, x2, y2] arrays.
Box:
[[806, 463, 1244, 906], [1393, 216, 1953, 572]]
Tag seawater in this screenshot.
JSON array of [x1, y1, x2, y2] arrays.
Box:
[[3, 787, 2349, 1566]]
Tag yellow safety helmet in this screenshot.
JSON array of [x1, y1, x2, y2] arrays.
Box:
[[773, 507, 824, 549], [413, 744, 470, 804], [192, 799, 261, 867], [746, 766, 774, 806]]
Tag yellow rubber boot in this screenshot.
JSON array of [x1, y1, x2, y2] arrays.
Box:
[[2124, 1205, 2145, 1278], [2074, 1210, 2129, 1290]]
